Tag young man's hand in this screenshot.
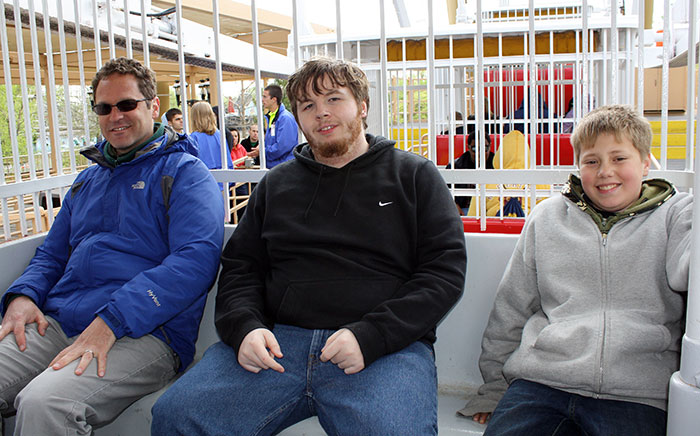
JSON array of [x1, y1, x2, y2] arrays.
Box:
[[320, 328, 365, 375], [472, 412, 491, 424], [238, 328, 284, 373], [0, 296, 49, 351]]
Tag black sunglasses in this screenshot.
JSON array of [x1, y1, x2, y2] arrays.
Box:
[[92, 98, 149, 116]]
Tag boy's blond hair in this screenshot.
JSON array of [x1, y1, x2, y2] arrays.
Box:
[[571, 104, 652, 165]]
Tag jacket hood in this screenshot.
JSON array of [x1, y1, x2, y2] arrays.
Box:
[[291, 134, 396, 220], [292, 134, 396, 173], [80, 125, 198, 168], [562, 174, 675, 234], [493, 130, 529, 170]]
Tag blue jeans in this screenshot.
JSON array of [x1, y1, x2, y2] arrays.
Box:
[[485, 379, 667, 436], [151, 324, 437, 436]]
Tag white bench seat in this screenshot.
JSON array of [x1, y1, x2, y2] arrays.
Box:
[[1, 225, 518, 436]]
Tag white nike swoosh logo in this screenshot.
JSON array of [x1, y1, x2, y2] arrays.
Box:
[[379, 201, 393, 207]]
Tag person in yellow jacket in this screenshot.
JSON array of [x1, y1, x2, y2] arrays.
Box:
[[467, 130, 550, 217]]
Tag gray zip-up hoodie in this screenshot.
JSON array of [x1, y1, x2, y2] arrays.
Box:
[[460, 175, 693, 416]]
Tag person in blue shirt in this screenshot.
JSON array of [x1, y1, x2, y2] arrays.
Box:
[[0, 57, 223, 435], [190, 101, 234, 191], [250, 84, 298, 168]]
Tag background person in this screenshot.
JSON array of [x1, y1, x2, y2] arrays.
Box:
[[165, 107, 184, 134], [190, 101, 234, 191], [258, 84, 298, 168]]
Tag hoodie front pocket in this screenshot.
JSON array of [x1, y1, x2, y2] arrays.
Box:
[[275, 277, 401, 328]]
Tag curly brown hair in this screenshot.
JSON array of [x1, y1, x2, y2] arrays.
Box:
[[91, 57, 157, 105], [286, 57, 370, 128]]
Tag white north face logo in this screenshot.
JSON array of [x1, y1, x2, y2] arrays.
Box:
[[132, 181, 145, 190]]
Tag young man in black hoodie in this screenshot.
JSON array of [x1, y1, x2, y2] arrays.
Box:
[[152, 57, 467, 436]]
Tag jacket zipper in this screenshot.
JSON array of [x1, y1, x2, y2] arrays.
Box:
[[597, 223, 609, 395]]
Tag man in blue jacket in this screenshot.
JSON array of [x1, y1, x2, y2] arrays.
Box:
[[0, 57, 224, 435], [250, 84, 298, 168]]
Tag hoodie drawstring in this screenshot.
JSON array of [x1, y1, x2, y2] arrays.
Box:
[[304, 166, 325, 221], [333, 164, 353, 216]]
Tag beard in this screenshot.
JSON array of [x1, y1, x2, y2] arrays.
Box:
[[307, 112, 364, 159]]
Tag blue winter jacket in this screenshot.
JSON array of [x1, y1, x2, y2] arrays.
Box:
[[264, 103, 298, 168], [1, 127, 224, 371]]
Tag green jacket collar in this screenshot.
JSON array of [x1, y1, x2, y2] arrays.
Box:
[[103, 123, 165, 166], [562, 174, 676, 235]]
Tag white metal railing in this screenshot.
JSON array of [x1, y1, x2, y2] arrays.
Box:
[[0, 0, 699, 434]]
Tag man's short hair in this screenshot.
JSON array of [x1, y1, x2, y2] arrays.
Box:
[[91, 57, 157, 105], [165, 107, 182, 122], [571, 104, 652, 165], [286, 57, 370, 128], [264, 84, 283, 106]]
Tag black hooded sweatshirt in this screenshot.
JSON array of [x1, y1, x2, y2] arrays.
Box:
[[216, 134, 466, 366]]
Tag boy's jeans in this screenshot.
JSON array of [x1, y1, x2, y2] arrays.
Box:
[[485, 379, 667, 436], [151, 324, 438, 436]]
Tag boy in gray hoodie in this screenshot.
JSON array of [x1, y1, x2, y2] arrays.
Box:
[[459, 105, 692, 436]]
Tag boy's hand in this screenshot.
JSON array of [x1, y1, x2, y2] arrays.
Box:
[[238, 328, 284, 373], [320, 328, 365, 375], [472, 412, 491, 424]]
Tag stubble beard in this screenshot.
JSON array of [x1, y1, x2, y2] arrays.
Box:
[[308, 112, 364, 159]]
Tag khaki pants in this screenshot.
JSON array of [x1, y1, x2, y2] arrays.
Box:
[[0, 317, 177, 436]]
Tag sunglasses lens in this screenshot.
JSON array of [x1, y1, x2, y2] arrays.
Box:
[[92, 104, 112, 116], [92, 99, 143, 116], [116, 100, 140, 112]]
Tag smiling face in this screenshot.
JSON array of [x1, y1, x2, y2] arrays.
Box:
[[295, 75, 367, 161], [95, 73, 159, 155], [578, 133, 651, 213]]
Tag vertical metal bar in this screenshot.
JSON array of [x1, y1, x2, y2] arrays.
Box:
[[74, 0, 91, 152], [292, 0, 300, 69], [106, 0, 116, 59], [637, 0, 644, 114], [528, 0, 536, 170], [610, 0, 618, 104], [56, 0, 77, 173], [426, 0, 436, 162], [140, 0, 150, 67], [0, 3, 22, 185], [12, 0, 36, 180], [402, 41, 408, 153], [660, 0, 670, 169], [582, 0, 589, 114], [379, 0, 389, 137], [477, 0, 486, 230], [43, 0, 63, 176], [124, 0, 133, 58], [685, 0, 697, 170], [251, 0, 266, 169], [93, 0, 103, 67], [448, 35, 455, 167], [28, 0, 50, 182], [211, 0, 230, 222], [0, 2, 26, 236], [175, 0, 188, 128], [335, 0, 343, 60]]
